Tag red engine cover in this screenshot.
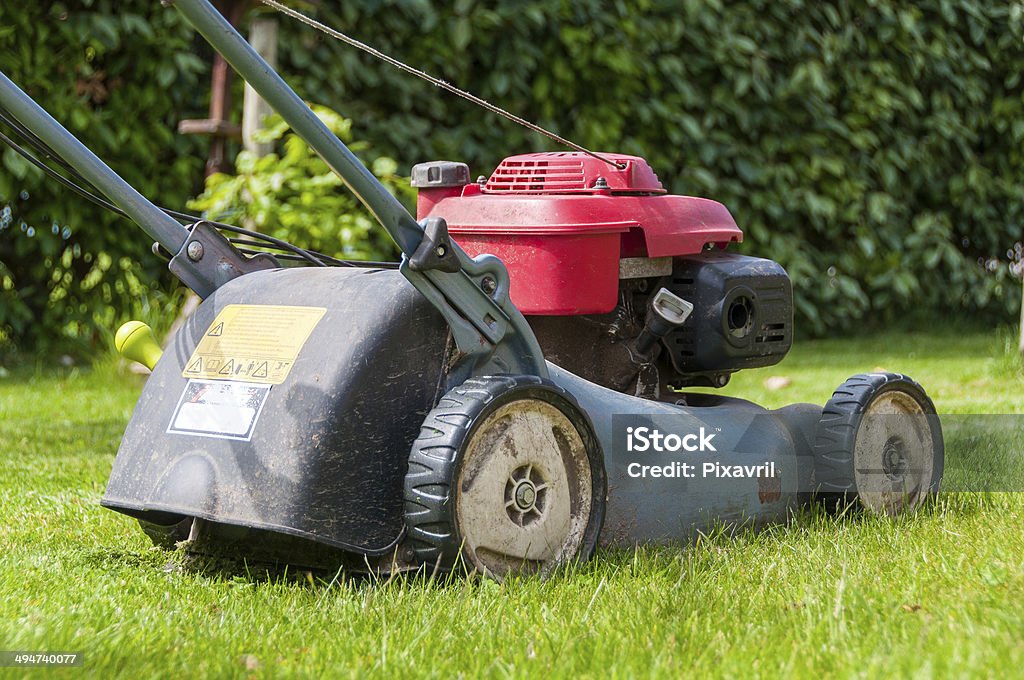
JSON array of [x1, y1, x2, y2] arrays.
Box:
[[415, 152, 742, 315]]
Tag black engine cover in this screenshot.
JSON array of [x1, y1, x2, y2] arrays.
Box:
[[661, 252, 792, 382]]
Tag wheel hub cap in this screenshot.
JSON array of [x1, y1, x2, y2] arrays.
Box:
[[514, 482, 536, 510], [454, 399, 593, 578], [506, 464, 547, 525], [881, 436, 909, 480]]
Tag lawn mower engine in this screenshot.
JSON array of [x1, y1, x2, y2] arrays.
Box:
[[412, 152, 793, 396]]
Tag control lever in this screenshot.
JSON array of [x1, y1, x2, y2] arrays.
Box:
[[634, 288, 694, 359], [628, 288, 694, 400]]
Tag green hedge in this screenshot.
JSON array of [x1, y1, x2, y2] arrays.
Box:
[[0, 2, 206, 355], [2, 0, 1022, 355]]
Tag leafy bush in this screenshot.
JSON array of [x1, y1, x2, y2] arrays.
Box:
[[188, 106, 408, 262], [0, 2, 206, 357]]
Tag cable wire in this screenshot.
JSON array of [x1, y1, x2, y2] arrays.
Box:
[[257, 0, 626, 170]]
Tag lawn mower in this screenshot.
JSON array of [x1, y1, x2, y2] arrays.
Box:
[[0, 0, 944, 579]]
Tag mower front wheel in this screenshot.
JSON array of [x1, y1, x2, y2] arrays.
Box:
[[403, 376, 606, 579], [814, 372, 943, 514]]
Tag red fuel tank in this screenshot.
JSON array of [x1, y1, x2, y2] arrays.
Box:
[[412, 152, 742, 315]]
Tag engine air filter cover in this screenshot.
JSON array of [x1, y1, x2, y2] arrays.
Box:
[[662, 252, 793, 377]]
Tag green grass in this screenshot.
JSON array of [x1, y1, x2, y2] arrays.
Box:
[[1, 330, 1022, 678]]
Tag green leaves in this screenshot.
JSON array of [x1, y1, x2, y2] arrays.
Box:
[[399, 0, 1009, 334], [0, 0, 205, 357], [188, 106, 407, 263]]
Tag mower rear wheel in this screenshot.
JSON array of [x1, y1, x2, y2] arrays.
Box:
[[813, 372, 943, 514], [404, 376, 606, 579]]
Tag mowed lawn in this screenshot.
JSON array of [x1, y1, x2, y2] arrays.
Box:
[[0, 329, 1022, 678]]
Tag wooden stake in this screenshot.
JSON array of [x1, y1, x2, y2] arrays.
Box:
[[243, 18, 278, 158]]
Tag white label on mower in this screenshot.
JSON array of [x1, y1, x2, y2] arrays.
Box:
[[167, 379, 271, 441]]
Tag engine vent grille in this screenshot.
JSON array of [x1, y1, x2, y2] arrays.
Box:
[[482, 152, 665, 194], [485, 155, 588, 193]]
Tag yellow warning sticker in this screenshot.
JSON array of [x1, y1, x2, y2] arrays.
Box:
[[182, 305, 326, 384]]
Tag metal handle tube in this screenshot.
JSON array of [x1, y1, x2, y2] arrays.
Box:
[[171, 0, 424, 256], [0, 70, 188, 253]]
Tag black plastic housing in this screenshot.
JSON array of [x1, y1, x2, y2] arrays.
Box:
[[660, 252, 792, 382], [102, 267, 450, 556]]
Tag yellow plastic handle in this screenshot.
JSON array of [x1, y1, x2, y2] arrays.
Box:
[[114, 321, 163, 370]]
